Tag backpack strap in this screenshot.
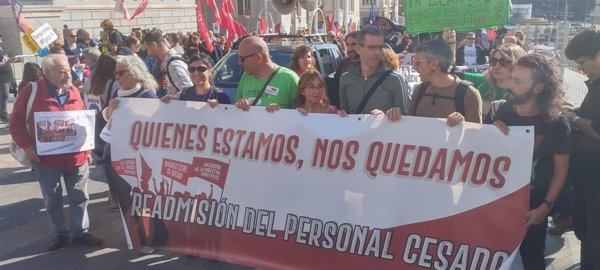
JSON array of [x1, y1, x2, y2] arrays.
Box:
[[104, 79, 116, 107], [413, 80, 471, 116], [453, 80, 472, 116], [25, 82, 38, 130], [413, 81, 430, 113], [165, 56, 187, 92], [354, 70, 393, 114]]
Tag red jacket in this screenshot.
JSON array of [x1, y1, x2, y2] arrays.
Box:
[[9, 78, 90, 171]]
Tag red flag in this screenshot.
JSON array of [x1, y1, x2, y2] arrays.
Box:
[[259, 16, 267, 35], [196, 0, 214, 53], [7, 0, 32, 33], [129, 0, 148, 20], [274, 22, 281, 34], [114, 0, 131, 20], [326, 14, 335, 32], [205, 0, 221, 25], [140, 154, 153, 184]]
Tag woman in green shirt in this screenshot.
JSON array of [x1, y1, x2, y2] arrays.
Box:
[[463, 43, 527, 115]]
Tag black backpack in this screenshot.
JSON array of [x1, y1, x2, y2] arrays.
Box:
[[157, 56, 188, 98], [413, 80, 473, 116]]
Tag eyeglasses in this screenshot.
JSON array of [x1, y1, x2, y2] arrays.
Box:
[[114, 70, 129, 77], [466, 37, 475, 40], [490, 57, 512, 67], [239, 52, 259, 63], [188, 65, 208, 73]]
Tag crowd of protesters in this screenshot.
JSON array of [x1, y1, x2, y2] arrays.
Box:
[[2, 18, 599, 270]]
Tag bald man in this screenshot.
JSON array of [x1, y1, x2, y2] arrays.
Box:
[[235, 36, 299, 112]]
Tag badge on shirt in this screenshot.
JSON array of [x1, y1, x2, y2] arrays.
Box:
[[265, 85, 279, 95]]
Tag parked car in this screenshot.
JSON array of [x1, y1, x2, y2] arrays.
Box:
[[212, 41, 343, 102]]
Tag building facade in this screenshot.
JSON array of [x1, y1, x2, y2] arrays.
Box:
[[0, 0, 362, 56]]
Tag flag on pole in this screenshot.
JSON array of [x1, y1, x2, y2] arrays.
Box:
[[206, 0, 221, 25], [129, 0, 148, 20], [7, 0, 32, 33], [196, 0, 214, 53], [114, 0, 131, 20], [259, 16, 267, 35], [369, 0, 376, 25]]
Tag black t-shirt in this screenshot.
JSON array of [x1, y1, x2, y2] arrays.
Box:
[[490, 106, 571, 192], [0, 47, 14, 83]]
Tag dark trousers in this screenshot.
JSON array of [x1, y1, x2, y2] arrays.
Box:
[[0, 82, 9, 121], [519, 190, 548, 270], [571, 154, 600, 270]]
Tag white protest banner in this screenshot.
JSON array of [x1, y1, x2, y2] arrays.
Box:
[[456, 64, 490, 74], [31, 23, 58, 49], [400, 64, 421, 85], [110, 99, 533, 270], [34, 110, 95, 155]]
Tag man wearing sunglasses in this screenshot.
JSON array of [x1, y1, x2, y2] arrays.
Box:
[[235, 36, 299, 112], [62, 29, 81, 69], [455, 32, 486, 66], [564, 25, 600, 270]]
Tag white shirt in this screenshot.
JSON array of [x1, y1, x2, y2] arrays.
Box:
[[463, 45, 477, 66]]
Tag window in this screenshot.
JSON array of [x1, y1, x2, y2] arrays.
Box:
[[318, 48, 336, 76], [363, 0, 375, 6], [237, 0, 251, 16]]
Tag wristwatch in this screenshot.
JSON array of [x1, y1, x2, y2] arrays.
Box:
[[542, 199, 554, 209]]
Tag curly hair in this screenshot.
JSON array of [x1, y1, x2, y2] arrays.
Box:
[[116, 55, 159, 91], [484, 43, 526, 100], [89, 54, 117, 96], [515, 54, 564, 122], [382, 48, 399, 71], [293, 69, 329, 108], [289, 45, 315, 73]]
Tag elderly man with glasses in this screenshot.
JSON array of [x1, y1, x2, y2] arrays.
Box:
[[455, 32, 487, 66]]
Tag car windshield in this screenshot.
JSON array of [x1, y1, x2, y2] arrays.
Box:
[[212, 50, 293, 86]]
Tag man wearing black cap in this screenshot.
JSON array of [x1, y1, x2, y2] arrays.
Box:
[[0, 34, 15, 124]]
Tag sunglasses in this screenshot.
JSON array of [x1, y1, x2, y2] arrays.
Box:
[[188, 65, 208, 73], [239, 52, 260, 63], [466, 37, 475, 40], [69, 35, 77, 38], [490, 58, 512, 67], [114, 70, 129, 77]]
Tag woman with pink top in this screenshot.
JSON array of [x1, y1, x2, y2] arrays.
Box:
[[294, 69, 338, 115]]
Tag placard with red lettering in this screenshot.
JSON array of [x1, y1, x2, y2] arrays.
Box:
[[34, 110, 95, 155], [110, 99, 533, 270]]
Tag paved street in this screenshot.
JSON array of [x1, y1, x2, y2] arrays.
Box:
[[0, 68, 588, 269]]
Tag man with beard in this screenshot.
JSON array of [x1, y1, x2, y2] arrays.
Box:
[[329, 31, 359, 108], [564, 25, 600, 270], [485, 54, 570, 269], [9, 54, 103, 251]]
